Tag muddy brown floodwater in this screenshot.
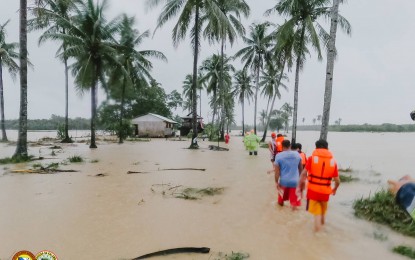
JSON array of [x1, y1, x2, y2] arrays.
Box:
[[0, 131, 414, 259]]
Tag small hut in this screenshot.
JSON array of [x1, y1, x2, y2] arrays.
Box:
[[131, 113, 177, 137], [179, 113, 204, 136]]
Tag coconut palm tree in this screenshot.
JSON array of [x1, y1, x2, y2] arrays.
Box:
[[259, 61, 288, 141], [232, 69, 253, 135], [0, 20, 19, 142], [199, 54, 220, 126], [320, 0, 351, 140], [280, 102, 293, 132], [29, 0, 79, 143], [41, 0, 123, 148], [108, 14, 167, 144], [182, 74, 193, 113], [234, 22, 273, 135], [147, 0, 227, 149], [267, 0, 330, 143], [14, 0, 29, 158], [203, 0, 250, 138], [200, 53, 234, 136]]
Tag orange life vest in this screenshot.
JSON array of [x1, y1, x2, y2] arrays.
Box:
[[307, 149, 336, 195], [276, 136, 284, 153], [300, 152, 307, 166]]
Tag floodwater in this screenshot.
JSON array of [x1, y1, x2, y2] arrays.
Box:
[[0, 130, 414, 259]]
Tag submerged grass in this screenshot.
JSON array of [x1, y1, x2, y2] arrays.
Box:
[[339, 174, 359, 182], [393, 245, 415, 259], [353, 189, 415, 237], [68, 155, 84, 163], [225, 252, 249, 260], [260, 143, 268, 149], [0, 155, 34, 165], [339, 167, 353, 173], [175, 187, 224, 200], [32, 162, 59, 170]]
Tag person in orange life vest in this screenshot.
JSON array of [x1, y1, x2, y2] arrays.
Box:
[[225, 132, 230, 144], [274, 140, 303, 209], [267, 132, 278, 174], [296, 143, 307, 168], [275, 134, 284, 154], [298, 139, 340, 232]]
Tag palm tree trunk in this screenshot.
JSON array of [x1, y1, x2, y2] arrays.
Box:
[[241, 98, 245, 135], [61, 56, 72, 143], [190, 5, 200, 149], [261, 63, 286, 142], [0, 61, 8, 142], [219, 37, 225, 140], [254, 54, 261, 135], [90, 80, 97, 148], [210, 91, 217, 139], [291, 26, 306, 144], [320, 0, 340, 141], [199, 88, 201, 117], [119, 78, 126, 144], [14, 0, 28, 158]]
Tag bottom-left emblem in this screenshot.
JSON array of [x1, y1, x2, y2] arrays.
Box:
[[12, 250, 36, 260]]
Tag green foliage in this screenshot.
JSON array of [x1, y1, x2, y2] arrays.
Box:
[[5, 115, 90, 130], [203, 123, 220, 141], [226, 252, 249, 260], [339, 167, 353, 173], [56, 123, 65, 140], [68, 155, 84, 163], [175, 187, 224, 200], [260, 143, 269, 148], [269, 117, 284, 132], [0, 155, 33, 164], [297, 124, 415, 132], [97, 102, 133, 139], [353, 190, 415, 237], [373, 231, 388, 241], [330, 123, 415, 133], [393, 245, 415, 259], [339, 174, 358, 182]]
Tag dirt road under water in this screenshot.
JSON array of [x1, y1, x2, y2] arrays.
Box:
[[0, 131, 414, 259]]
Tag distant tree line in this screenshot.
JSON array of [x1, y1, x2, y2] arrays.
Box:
[[4, 115, 90, 130], [298, 124, 415, 133]]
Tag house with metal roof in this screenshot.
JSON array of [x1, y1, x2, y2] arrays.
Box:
[[131, 113, 177, 137]]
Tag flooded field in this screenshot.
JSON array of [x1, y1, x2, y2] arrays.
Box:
[[0, 130, 414, 259]]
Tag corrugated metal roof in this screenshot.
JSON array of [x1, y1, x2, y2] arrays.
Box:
[[132, 113, 177, 124]]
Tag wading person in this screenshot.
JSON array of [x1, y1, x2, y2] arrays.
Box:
[[296, 143, 307, 169], [275, 134, 284, 155], [246, 130, 260, 155], [299, 139, 340, 232], [388, 175, 415, 220], [274, 140, 303, 209], [267, 132, 277, 174]]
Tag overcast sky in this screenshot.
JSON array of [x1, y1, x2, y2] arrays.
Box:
[[1, 0, 414, 125]]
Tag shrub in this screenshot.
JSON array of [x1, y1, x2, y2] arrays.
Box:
[[68, 155, 84, 163], [353, 190, 415, 237]]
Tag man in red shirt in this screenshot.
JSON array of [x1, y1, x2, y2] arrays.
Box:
[[298, 139, 340, 232]]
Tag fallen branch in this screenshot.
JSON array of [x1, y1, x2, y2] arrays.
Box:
[[127, 171, 150, 174], [161, 168, 206, 171], [208, 145, 229, 151], [12, 168, 78, 174], [132, 247, 210, 259]]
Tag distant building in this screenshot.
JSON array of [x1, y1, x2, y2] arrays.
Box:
[[131, 113, 177, 137], [179, 113, 204, 136]]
